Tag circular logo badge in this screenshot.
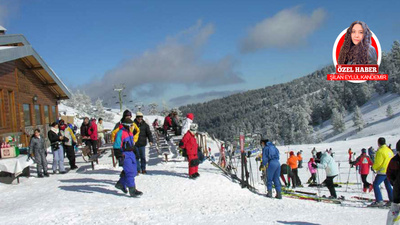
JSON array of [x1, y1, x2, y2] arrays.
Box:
[[332, 28, 381, 67]]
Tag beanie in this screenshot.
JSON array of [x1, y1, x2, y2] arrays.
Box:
[[361, 148, 366, 154], [289, 151, 294, 156], [187, 113, 194, 120], [123, 110, 132, 118]]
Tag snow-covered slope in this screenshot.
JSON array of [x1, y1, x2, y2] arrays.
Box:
[[317, 93, 400, 143], [0, 143, 388, 225]]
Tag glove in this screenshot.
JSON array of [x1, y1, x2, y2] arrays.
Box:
[[27, 154, 34, 162], [315, 159, 320, 164], [312, 163, 317, 169]]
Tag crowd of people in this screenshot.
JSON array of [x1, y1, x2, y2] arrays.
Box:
[[26, 109, 400, 212]]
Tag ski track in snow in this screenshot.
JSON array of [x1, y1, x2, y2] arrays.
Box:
[[0, 146, 388, 225]]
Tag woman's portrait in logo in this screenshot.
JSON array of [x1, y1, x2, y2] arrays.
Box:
[[333, 21, 381, 66]]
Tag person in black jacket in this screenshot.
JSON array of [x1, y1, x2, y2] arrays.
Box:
[[134, 112, 153, 174], [48, 122, 66, 174], [80, 117, 93, 154]]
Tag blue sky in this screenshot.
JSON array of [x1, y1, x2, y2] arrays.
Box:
[[1, 0, 399, 108]]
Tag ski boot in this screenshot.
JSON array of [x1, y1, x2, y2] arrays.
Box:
[[115, 181, 128, 194], [275, 192, 282, 199], [194, 172, 200, 178], [128, 186, 143, 197], [266, 191, 272, 198]]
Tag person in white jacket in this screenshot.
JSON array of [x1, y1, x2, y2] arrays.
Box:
[[181, 113, 194, 135], [97, 118, 105, 147]]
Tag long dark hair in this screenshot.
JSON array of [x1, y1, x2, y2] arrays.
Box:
[[338, 21, 372, 64]]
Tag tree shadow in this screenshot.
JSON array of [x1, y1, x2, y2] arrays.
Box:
[[276, 221, 321, 225], [59, 184, 127, 197], [58, 178, 116, 186]]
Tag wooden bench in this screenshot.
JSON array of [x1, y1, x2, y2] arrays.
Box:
[[88, 154, 101, 170]]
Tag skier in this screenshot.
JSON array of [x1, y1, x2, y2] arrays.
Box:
[[348, 148, 354, 163], [313, 151, 339, 199], [114, 117, 143, 197], [219, 143, 226, 168], [368, 146, 376, 163], [280, 163, 290, 187], [287, 151, 301, 187], [351, 148, 373, 192], [134, 112, 153, 174], [29, 129, 49, 177], [261, 139, 282, 199], [179, 123, 200, 179], [60, 120, 78, 170], [48, 122, 66, 174], [311, 147, 317, 159], [181, 113, 194, 135], [297, 151, 303, 168], [307, 158, 317, 184], [386, 140, 400, 224], [371, 137, 394, 207]]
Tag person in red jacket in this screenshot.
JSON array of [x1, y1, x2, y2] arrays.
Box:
[[352, 148, 373, 192], [163, 113, 172, 134], [88, 118, 98, 155], [179, 123, 199, 179]]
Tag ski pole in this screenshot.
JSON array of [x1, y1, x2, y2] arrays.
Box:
[[316, 166, 321, 199], [345, 164, 352, 192]]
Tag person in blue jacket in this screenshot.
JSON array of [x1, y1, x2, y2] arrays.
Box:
[[261, 139, 282, 199]]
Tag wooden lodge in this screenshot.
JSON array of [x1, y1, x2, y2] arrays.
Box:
[[0, 27, 71, 147]]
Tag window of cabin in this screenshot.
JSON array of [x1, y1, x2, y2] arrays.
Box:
[[34, 104, 41, 125], [44, 105, 49, 124], [51, 105, 56, 122], [23, 104, 32, 126], [0, 90, 4, 128]]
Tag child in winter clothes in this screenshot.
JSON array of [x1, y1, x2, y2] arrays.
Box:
[[179, 123, 200, 179], [29, 129, 49, 177], [351, 148, 373, 192], [114, 117, 143, 197], [307, 158, 317, 184]]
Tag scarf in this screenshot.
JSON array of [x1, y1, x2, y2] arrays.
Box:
[[51, 127, 59, 134]]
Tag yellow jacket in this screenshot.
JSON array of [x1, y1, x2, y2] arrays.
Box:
[[372, 144, 394, 174], [111, 123, 140, 143]]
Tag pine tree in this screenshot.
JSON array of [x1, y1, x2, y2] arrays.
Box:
[[387, 104, 394, 118], [332, 108, 345, 134], [353, 106, 364, 131]]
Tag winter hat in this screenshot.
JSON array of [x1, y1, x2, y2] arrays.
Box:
[[361, 148, 366, 154], [316, 152, 322, 160], [190, 123, 198, 132], [289, 151, 294, 156], [260, 139, 269, 145], [187, 113, 194, 120], [123, 110, 132, 118], [310, 158, 314, 162], [136, 112, 144, 117]]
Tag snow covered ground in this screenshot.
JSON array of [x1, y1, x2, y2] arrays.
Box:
[[0, 138, 389, 225], [1, 95, 399, 224]]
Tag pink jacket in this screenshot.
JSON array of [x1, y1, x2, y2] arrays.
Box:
[[88, 120, 98, 140], [308, 161, 317, 174]]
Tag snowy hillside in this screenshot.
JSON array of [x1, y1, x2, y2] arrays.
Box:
[[317, 93, 400, 143]]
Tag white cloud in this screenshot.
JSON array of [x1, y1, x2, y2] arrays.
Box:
[[240, 6, 326, 53], [85, 20, 243, 104]]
